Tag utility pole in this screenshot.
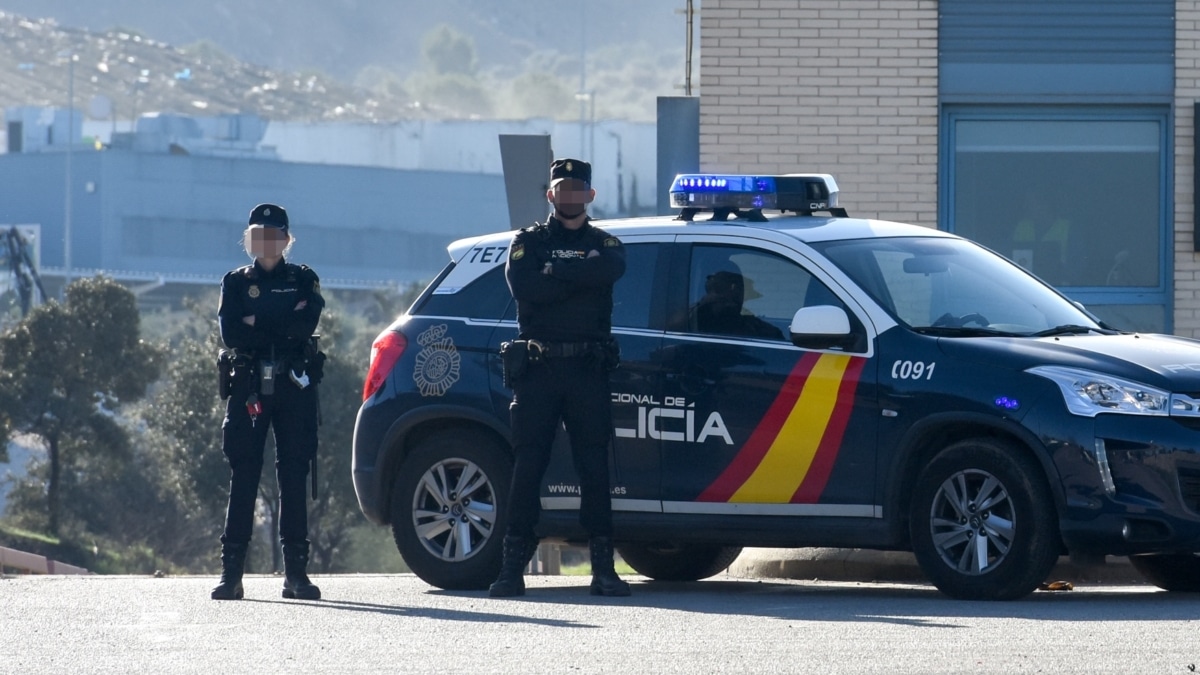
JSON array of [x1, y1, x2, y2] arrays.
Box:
[[62, 51, 77, 294], [579, 4, 588, 159], [676, 0, 696, 95]]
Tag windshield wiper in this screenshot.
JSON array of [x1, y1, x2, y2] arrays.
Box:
[[911, 326, 1020, 337], [1031, 324, 1109, 337]]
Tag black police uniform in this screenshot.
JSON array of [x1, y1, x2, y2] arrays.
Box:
[[489, 158, 631, 597], [211, 203, 325, 601], [504, 215, 625, 537]]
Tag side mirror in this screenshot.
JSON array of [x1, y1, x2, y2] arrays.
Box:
[[789, 305, 854, 350]]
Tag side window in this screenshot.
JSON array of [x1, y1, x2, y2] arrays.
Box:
[[415, 264, 513, 320], [682, 245, 842, 341], [611, 243, 657, 330]]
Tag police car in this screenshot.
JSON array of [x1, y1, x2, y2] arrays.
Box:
[[353, 174, 1200, 600]]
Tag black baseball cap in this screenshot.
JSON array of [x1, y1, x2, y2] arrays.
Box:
[[550, 158, 591, 187], [248, 203, 289, 234]]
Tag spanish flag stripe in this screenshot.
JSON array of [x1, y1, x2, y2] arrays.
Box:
[[696, 352, 820, 502], [729, 355, 850, 502], [791, 356, 866, 503]]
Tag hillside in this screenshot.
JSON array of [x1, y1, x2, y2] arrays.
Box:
[[0, 1, 685, 79], [0, 11, 414, 123], [0, 2, 691, 123]]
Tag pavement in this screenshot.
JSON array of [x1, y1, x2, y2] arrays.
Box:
[[726, 548, 1146, 586]]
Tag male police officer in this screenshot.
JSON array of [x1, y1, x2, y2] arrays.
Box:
[[490, 158, 630, 597], [212, 203, 325, 601]]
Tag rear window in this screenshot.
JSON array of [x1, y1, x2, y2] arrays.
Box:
[[415, 264, 514, 320]]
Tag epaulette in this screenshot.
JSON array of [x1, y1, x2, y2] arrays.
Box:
[[520, 221, 551, 240], [295, 263, 321, 282], [235, 264, 257, 280]]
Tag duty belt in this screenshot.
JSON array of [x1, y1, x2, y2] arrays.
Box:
[[529, 340, 601, 358]]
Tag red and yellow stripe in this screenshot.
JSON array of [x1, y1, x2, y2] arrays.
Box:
[[697, 352, 865, 504]]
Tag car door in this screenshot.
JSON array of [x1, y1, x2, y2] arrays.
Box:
[[657, 237, 881, 518], [538, 236, 668, 518]]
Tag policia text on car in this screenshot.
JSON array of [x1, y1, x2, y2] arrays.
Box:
[[211, 203, 326, 601]]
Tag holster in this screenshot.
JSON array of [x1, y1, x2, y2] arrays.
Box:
[[499, 339, 544, 389], [218, 350, 256, 399], [601, 338, 621, 372]]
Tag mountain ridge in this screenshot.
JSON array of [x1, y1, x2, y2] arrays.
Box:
[[0, 3, 691, 123]]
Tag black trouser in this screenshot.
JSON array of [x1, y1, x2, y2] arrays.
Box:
[[220, 373, 318, 548], [505, 354, 614, 539]]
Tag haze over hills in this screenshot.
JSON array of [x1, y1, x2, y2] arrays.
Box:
[[0, 2, 693, 122]]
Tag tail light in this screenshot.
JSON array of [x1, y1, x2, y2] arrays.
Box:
[[363, 331, 407, 401]]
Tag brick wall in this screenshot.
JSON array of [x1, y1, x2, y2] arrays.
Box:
[[1177, 1, 1200, 337], [698, 0, 939, 226]]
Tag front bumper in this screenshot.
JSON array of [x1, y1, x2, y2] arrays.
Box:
[[1054, 413, 1200, 555]]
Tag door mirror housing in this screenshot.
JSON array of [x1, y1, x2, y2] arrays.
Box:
[[789, 305, 854, 350]]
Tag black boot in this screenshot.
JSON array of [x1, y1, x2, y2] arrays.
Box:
[[211, 542, 247, 600], [589, 537, 631, 597], [281, 543, 321, 600], [489, 536, 536, 597]]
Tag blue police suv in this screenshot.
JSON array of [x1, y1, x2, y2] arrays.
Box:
[[353, 174, 1200, 600]]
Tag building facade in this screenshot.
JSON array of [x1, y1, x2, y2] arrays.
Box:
[[700, 0, 1184, 334]]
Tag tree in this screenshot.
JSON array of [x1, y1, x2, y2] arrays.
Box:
[[421, 24, 478, 76], [133, 315, 232, 570], [0, 276, 162, 534], [503, 72, 575, 120], [305, 312, 369, 572], [408, 24, 492, 117]]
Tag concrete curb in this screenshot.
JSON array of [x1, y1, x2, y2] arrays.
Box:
[[0, 545, 90, 575], [727, 548, 1147, 586]]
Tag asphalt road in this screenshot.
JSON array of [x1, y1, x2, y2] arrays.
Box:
[[2, 573, 1199, 674]]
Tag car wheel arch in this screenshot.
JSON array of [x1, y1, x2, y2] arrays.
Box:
[[886, 412, 1066, 542], [377, 406, 512, 524]]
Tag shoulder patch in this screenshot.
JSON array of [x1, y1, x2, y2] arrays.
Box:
[[603, 237, 620, 248], [511, 243, 525, 261]]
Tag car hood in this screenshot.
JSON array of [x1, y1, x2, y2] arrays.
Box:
[[936, 333, 1200, 392]]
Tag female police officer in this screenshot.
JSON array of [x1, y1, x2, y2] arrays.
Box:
[[211, 203, 325, 601]]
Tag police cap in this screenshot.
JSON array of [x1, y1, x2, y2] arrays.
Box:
[[550, 158, 591, 187], [248, 203, 289, 234]]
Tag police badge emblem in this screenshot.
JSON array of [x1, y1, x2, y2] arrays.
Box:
[[413, 324, 461, 397], [248, 285, 260, 298]]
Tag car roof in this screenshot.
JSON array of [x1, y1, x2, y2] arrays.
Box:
[[446, 211, 955, 264]]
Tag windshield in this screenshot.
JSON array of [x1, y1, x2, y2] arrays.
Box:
[[812, 236, 1103, 336]]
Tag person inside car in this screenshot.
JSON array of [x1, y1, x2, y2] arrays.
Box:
[[692, 269, 783, 340]]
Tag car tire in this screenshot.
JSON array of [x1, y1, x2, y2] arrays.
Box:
[[909, 438, 1059, 600], [390, 429, 512, 590], [617, 543, 743, 581], [1128, 553, 1200, 592]]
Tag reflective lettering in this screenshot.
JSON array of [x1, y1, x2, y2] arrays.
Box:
[[696, 412, 733, 445], [891, 360, 936, 380], [613, 406, 733, 445], [467, 246, 507, 263], [649, 408, 686, 442]]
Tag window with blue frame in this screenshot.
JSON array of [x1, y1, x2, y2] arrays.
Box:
[[945, 112, 1168, 332]]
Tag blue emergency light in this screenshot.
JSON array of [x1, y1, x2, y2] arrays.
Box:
[[669, 173, 841, 216]]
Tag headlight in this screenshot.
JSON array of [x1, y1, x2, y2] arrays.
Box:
[[1028, 366, 1170, 417]]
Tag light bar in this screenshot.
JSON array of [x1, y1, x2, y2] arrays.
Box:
[[669, 173, 840, 213]]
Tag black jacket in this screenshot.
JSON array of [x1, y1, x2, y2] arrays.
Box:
[[505, 216, 626, 342], [218, 258, 324, 356]]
